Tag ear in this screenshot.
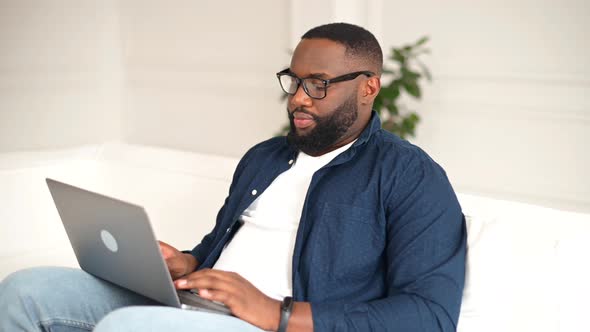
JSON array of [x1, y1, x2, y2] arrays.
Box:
[[359, 76, 381, 105]]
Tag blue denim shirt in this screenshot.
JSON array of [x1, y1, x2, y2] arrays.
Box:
[[189, 112, 466, 331]]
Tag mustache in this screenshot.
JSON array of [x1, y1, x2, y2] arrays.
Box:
[[287, 107, 318, 121]]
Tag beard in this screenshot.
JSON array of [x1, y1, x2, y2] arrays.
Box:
[[287, 94, 358, 156]]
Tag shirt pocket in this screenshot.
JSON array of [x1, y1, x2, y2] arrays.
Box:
[[313, 202, 384, 283]]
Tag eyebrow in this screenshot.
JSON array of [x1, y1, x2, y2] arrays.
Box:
[[306, 72, 329, 79], [285, 68, 330, 80]]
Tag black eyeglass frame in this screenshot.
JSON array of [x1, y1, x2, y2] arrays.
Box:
[[276, 69, 375, 100]]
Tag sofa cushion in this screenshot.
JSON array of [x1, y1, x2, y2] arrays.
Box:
[[0, 143, 238, 279], [2, 144, 590, 332], [457, 193, 590, 331]]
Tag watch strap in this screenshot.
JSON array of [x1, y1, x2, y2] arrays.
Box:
[[278, 296, 293, 332]]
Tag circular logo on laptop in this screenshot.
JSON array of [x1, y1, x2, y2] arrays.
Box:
[[100, 229, 118, 253]]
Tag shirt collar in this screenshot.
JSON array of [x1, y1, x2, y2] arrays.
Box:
[[352, 110, 381, 148]]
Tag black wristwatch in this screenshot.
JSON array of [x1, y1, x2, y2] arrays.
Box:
[[278, 296, 293, 332]]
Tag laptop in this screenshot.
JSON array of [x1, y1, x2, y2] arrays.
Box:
[[45, 178, 232, 316]]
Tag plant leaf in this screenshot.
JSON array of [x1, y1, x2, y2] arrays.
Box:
[[386, 103, 399, 116], [401, 67, 421, 80], [415, 36, 429, 47], [415, 60, 432, 81], [382, 68, 396, 75], [403, 81, 421, 98], [378, 85, 400, 101], [391, 49, 405, 63]]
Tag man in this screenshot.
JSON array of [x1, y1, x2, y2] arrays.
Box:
[[0, 23, 466, 331]]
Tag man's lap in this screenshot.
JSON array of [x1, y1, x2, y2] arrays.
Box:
[[94, 306, 263, 332], [0, 266, 262, 332]]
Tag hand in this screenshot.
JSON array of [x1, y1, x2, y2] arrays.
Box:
[[158, 240, 198, 280], [175, 269, 281, 331]]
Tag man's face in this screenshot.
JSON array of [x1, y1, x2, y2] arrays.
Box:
[[286, 38, 368, 156], [287, 93, 358, 156]]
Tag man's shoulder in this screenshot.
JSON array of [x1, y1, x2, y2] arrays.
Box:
[[367, 129, 458, 208], [368, 129, 434, 166]]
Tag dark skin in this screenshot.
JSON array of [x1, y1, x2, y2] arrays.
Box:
[[160, 38, 381, 331]]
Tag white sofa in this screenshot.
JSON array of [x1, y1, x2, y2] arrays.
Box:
[[1, 143, 589, 331]]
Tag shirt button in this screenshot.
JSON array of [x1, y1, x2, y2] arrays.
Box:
[[226, 227, 231, 233], [251, 189, 257, 195], [288, 159, 294, 165]]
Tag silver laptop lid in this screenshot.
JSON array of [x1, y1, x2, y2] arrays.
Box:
[[46, 178, 181, 308]]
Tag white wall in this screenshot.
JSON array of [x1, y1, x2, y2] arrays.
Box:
[[1, 0, 588, 212], [0, 0, 123, 152], [379, 0, 590, 212], [290, 0, 590, 213], [119, 0, 290, 157], [0, 0, 290, 157]]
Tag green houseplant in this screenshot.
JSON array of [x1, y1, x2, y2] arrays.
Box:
[[374, 36, 431, 139], [277, 36, 431, 139]]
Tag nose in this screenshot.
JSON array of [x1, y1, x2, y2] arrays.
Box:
[[289, 83, 312, 109]]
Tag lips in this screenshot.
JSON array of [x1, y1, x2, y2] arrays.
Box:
[[292, 111, 315, 129]]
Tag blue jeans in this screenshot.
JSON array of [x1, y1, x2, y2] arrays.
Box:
[[0, 267, 264, 332]]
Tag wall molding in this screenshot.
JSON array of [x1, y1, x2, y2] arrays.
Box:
[[420, 100, 590, 123], [433, 73, 590, 87], [124, 68, 279, 92]]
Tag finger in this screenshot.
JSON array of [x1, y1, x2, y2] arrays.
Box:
[[158, 241, 177, 259], [191, 270, 245, 290], [198, 288, 233, 306], [190, 269, 243, 283], [174, 273, 224, 290], [175, 271, 239, 292]]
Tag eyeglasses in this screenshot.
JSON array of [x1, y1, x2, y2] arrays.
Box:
[[276, 69, 375, 100]]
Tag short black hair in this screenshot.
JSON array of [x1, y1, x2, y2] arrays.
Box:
[[301, 22, 383, 74]]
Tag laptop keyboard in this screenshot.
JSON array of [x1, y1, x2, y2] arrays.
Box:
[[176, 290, 232, 316]]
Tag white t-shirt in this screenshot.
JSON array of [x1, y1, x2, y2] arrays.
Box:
[[213, 141, 355, 300]]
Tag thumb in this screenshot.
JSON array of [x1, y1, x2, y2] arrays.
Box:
[[158, 240, 177, 259]]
